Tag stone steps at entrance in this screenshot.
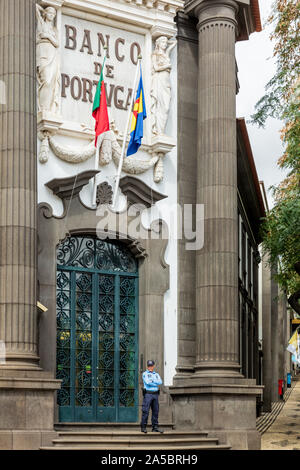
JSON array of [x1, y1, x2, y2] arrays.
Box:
[[54, 422, 175, 432], [42, 445, 231, 450], [51, 437, 220, 448], [41, 426, 231, 450], [41, 445, 231, 450], [55, 430, 209, 440]]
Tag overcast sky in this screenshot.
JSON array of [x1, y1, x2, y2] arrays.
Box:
[[236, 0, 286, 208]]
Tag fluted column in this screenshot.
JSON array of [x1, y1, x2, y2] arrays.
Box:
[[194, 0, 240, 376], [0, 0, 39, 367], [262, 254, 272, 412], [271, 267, 279, 401]]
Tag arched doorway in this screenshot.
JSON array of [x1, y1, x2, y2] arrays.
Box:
[[55, 235, 139, 422]]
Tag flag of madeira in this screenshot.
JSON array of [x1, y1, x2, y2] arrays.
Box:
[[126, 67, 147, 156]]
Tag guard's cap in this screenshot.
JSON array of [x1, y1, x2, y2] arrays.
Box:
[[147, 360, 155, 366]]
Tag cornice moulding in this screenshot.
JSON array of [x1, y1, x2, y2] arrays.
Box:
[[185, 0, 249, 12], [185, 0, 239, 17], [184, 0, 259, 39], [39, 0, 65, 8], [62, 0, 184, 32], [150, 134, 176, 155], [37, 112, 63, 135]]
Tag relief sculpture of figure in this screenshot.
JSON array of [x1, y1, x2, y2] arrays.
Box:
[[150, 36, 176, 136], [36, 4, 60, 114]]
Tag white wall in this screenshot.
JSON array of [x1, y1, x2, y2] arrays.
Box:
[[37, 0, 178, 386]]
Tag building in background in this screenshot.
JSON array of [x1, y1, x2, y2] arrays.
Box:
[[0, 0, 290, 450]]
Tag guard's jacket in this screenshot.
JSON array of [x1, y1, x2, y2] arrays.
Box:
[[142, 370, 162, 392]]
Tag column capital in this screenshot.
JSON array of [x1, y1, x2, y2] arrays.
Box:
[[185, 0, 239, 30]]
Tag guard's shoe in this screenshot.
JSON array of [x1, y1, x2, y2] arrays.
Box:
[[141, 428, 147, 433], [152, 427, 164, 433]]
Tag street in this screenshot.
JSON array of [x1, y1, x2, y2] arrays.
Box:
[[262, 379, 300, 450]]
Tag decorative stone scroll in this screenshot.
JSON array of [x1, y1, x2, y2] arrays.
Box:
[[44, 129, 170, 181], [40, 128, 174, 182], [98, 131, 160, 177], [48, 135, 95, 163]]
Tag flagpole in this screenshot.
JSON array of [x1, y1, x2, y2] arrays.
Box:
[[92, 47, 107, 208], [92, 137, 101, 207], [112, 56, 142, 209]]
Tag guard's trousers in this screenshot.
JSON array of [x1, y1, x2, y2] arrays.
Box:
[[141, 392, 159, 428]]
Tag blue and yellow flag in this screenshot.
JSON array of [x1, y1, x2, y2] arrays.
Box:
[[127, 67, 147, 156]]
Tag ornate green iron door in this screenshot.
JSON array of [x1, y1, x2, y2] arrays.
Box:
[[56, 236, 139, 422]]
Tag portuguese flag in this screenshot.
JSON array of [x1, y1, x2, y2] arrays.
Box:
[[92, 63, 109, 147]]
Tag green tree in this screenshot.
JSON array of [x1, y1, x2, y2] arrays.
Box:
[[251, 0, 300, 310]]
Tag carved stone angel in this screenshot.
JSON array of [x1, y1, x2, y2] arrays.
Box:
[[36, 4, 60, 114], [150, 36, 176, 136]]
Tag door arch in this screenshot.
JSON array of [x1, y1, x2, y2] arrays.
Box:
[[56, 235, 139, 422]]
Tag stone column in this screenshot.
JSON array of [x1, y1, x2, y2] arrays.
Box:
[[170, 0, 263, 449], [261, 255, 272, 412], [0, 0, 61, 449], [278, 290, 286, 387], [175, 12, 198, 377], [0, 0, 39, 368], [194, 0, 240, 377], [271, 267, 279, 402]]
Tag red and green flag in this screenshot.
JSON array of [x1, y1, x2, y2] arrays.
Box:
[[92, 61, 109, 147]]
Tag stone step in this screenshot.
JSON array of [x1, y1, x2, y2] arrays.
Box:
[[51, 437, 219, 448], [41, 444, 231, 451], [56, 430, 209, 440], [47, 424, 231, 450], [54, 422, 175, 432]]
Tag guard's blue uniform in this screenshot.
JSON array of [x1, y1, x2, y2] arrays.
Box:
[[141, 369, 162, 429]]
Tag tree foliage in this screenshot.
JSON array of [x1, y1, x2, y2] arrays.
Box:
[[251, 0, 300, 298]]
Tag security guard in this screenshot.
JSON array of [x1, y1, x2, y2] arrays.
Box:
[[141, 360, 163, 433]]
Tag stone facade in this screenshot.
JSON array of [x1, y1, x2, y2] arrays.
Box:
[[0, 0, 289, 451]]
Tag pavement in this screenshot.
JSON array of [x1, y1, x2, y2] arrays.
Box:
[[261, 379, 300, 450]]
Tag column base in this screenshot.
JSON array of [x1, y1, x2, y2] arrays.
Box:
[[174, 365, 195, 379], [0, 369, 61, 450], [169, 377, 263, 450], [193, 361, 244, 378], [3, 352, 41, 370]]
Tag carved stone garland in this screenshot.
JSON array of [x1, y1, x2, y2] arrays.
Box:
[[36, 6, 177, 184]]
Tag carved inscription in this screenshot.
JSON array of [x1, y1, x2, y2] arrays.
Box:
[[61, 24, 141, 111]]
